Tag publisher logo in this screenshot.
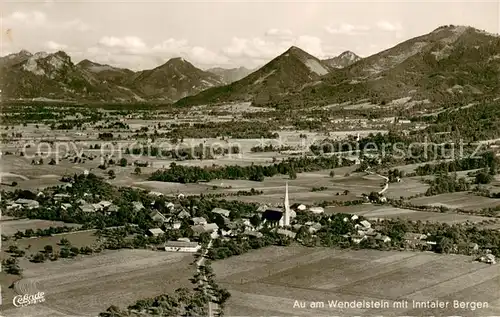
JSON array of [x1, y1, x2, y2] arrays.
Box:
[[13, 292, 45, 307]]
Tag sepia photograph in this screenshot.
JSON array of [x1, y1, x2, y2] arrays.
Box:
[[0, 0, 499, 316]]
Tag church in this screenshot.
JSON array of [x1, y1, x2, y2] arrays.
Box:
[[262, 182, 295, 227]]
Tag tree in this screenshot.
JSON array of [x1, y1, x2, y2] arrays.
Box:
[[44, 245, 53, 253], [11, 181, 18, 187], [60, 248, 71, 258], [475, 172, 493, 184], [329, 170, 335, 178], [108, 169, 116, 179], [368, 191, 380, 202], [59, 237, 70, 246], [119, 158, 128, 167], [134, 167, 141, 175], [436, 236, 453, 254], [288, 168, 297, 180], [48, 158, 57, 165], [250, 214, 261, 227], [31, 252, 46, 263]]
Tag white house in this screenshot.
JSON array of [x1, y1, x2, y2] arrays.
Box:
[[166, 221, 182, 230], [192, 217, 208, 225], [15, 199, 40, 209], [61, 203, 72, 210], [191, 223, 219, 238], [297, 204, 307, 211], [150, 210, 168, 223], [164, 241, 201, 253], [211, 207, 231, 217], [148, 228, 165, 236], [277, 228, 296, 239], [132, 201, 144, 211], [98, 201, 113, 209], [177, 210, 190, 218], [54, 193, 71, 201], [309, 207, 324, 214]]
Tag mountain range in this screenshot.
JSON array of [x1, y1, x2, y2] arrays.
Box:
[[1, 25, 499, 106]]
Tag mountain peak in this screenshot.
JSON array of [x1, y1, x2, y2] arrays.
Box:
[[167, 57, 187, 63], [284, 46, 308, 55], [18, 49, 32, 56], [322, 50, 362, 69]]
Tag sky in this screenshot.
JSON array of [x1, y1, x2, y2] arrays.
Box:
[[1, 0, 499, 71]]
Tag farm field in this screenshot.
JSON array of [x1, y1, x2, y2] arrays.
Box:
[[132, 167, 373, 204], [212, 246, 500, 317], [325, 204, 500, 227], [0, 218, 82, 236], [1, 249, 194, 316], [410, 192, 500, 211], [384, 177, 429, 199], [0, 230, 98, 260]]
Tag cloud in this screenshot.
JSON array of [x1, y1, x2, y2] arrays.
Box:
[[98, 36, 147, 50], [88, 36, 229, 69], [6, 11, 47, 27], [62, 19, 92, 32], [222, 32, 335, 66], [294, 36, 326, 58], [1, 11, 91, 32], [376, 21, 403, 32], [325, 23, 370, 35], [223, 37, 288, 61], [45, 40, 68, 51], [265, 28, 293, 39], [152, 38, 230, 65]]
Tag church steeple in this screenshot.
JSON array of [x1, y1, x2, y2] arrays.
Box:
[[284, 182, 290, 226]]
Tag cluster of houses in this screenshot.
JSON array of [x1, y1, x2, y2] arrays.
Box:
[[148, 203, 265, 253], [5, 185, 498, 264], [342, 215, 391, 244]]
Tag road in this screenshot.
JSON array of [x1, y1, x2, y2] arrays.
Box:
[[196, 239, 220, 317], [366, 170, 389, 195]]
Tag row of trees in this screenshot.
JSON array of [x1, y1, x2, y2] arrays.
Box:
[[150, 156, 351, 183], [125, 144, 241, 160], [425, 172, 470, 196], [415, 152, 499, 176]]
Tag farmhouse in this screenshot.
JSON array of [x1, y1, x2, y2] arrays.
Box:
[[355, 220, 371, 230], [192, 217, 208, 225], [375, 234, 392, 243], [61, 203, 72, 210], [14, 198, 40, 209], [80, 204, 96, 213], [277, 228, 296, 239], [177, 210, 190, 218], [97, 201, 113, 209], [150, 210, 168, 223], [148, 228, 165, 237], [403, 232, 428, 248], [107, 205, 119, 213], [54, 193, 71, 201], [164, 241, 201, 253], [166, 221, 182, 229], [212, 207, 231, 217], [309, 206, 324, 214], [191, 223, 219, 238], [132, 201, 144, 211]]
